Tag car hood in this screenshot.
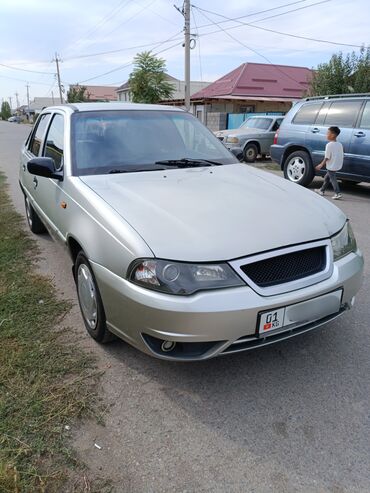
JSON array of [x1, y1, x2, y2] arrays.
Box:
[[80, 164, 346, 262], [216, 128, 267, 138]]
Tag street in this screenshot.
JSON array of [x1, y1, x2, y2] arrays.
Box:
[[1, 120, 369, 492]]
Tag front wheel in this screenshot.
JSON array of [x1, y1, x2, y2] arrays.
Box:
[[24, 196, 46, 234], [283, 150, 314, 186], [243, 143, 258, 163], [74, 252, 114, 343]]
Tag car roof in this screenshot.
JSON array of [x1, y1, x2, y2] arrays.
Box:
[[43, 102, 185, 113]]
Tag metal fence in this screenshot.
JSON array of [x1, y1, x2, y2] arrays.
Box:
[[227, 112, 285, 129]]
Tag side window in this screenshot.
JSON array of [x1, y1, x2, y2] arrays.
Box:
[[43, 114, 65, 170], [29, 113, 51, 156], [325, 100, 363, 128], [359, 101, 370, 129], [272, 119, 283, 131], [292, 103, 322, 125], [315, 102, 330, 125]]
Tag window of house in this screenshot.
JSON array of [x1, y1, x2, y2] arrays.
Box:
[[324, 100, 363, 127], [43, 114, 65, 170], [359, 101, 370, 129], [29, 113, 51, 156], [239, 105, 255, 114], [292, 103, 322, 125]]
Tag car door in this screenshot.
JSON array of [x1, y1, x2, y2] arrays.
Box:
[[349, 100, 370, 179], [21, 113, 51, 203], [35, 112, 68, 240], [309, 99, 363, 173]]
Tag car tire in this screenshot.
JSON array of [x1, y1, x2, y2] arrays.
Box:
[[74, 252, 115, 343], [243, 143, 258, 163], [283, 150, 314, 186], [24, 196, 46, 234]]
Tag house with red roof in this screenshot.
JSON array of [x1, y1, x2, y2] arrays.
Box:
[[189, 62, 313, 130], [69, 85, 118, 102]]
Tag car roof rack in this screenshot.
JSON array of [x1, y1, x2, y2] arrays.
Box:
[[304, 93, 370, 101]]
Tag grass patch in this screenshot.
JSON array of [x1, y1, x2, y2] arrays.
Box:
[[0, 175, 104, 492]]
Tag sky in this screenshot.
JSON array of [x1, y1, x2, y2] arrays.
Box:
[[0, 0, 369, 107]]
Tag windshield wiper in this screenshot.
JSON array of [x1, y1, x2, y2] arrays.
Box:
[[107, 166, 166, 174], [154, 158, 222, 167]]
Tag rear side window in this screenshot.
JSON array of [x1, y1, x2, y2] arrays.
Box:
[[292, 103, 322, 124], [29, 113, 51, 156], [43, 114, 65, 170], [359, 101, 370, 129], [315, 102, 330, 125], [325, 100, 363, 127]]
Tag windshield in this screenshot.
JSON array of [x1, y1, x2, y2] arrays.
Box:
[[241, 117, 273, 130], [71, 110, 236, 175]]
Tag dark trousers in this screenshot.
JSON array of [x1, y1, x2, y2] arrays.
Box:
[[321, 170, 340, 194]]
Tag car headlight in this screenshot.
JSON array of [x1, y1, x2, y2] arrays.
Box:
[[226, 137, 239, 144], [128, 259, 245, 295], [331, 222, 357, 261]]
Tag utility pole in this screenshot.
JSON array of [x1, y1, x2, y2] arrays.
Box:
[[51, 91, 55, 105], [8, 96, 12, 110], [26, 83, 30, 115], [15, 91, 19, 108], [184, 0, 191, 111], [53, 53, 64, 104]]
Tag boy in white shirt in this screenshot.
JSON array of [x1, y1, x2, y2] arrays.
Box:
[[315, 126, 343, 200]]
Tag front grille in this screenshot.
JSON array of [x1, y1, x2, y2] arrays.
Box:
[[240, 246, 326, 288]]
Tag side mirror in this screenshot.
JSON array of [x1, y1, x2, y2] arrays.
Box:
[[27, 157, 63, 181], [230, 147, 244, 162]]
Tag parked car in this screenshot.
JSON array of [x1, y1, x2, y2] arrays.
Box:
[[19, 103, 363, 361], [8, 115, 20, 123], [215, 116, 284, 162], [271, 94, 370, 186]]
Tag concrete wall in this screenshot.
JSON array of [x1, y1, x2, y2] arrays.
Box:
[[205, 112, 228, 132]]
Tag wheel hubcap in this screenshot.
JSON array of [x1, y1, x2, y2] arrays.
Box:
[[77, 264, 98, 329], [287, 157, 306, 182], [246, 148, 256, 159]]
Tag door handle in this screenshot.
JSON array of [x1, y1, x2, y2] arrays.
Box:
[[354, 131, 365, 137], [33, 176, 38, 189], [311, 127, 320, 133], [22, 163, 26, 171]]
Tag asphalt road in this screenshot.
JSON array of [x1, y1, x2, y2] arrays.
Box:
[[1, 121, 369, 493]]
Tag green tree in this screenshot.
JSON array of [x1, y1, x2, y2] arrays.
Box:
[[1, 101, 11, 120], [67, 85, 90, 103], [128, 51, 175, 103], [309, 47, 370, 96]]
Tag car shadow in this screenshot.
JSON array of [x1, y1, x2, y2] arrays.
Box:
[[98, 294, 369, 489]]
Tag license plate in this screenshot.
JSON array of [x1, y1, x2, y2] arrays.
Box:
[[259, 308, 285, 334], [257, 290, 343, 337]]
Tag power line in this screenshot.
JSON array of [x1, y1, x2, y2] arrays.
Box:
[[63, 0, 134, 54], [191, 6, 203, 82], [195, 7, 302, 85], [77, 40, 182, 84], [95, 0, 158, 43], [0, 73, 54, 85], [0, 61, 54, 74], [194, 4, 364, 49]]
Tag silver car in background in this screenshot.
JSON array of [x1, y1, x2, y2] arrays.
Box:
[[19, 103, 363, 361], [216, 116, 284, 162]]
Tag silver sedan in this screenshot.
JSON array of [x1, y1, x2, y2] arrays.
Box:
[[19, 103, 363, 361]]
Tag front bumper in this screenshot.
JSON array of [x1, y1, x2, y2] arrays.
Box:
[[91, 250, 363, 361]]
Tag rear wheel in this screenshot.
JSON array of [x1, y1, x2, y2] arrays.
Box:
[[243, 143, 258, 163], [74, 252, 115, 343], [24, 196, 46, 234], [283, 150, 314, 186]]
